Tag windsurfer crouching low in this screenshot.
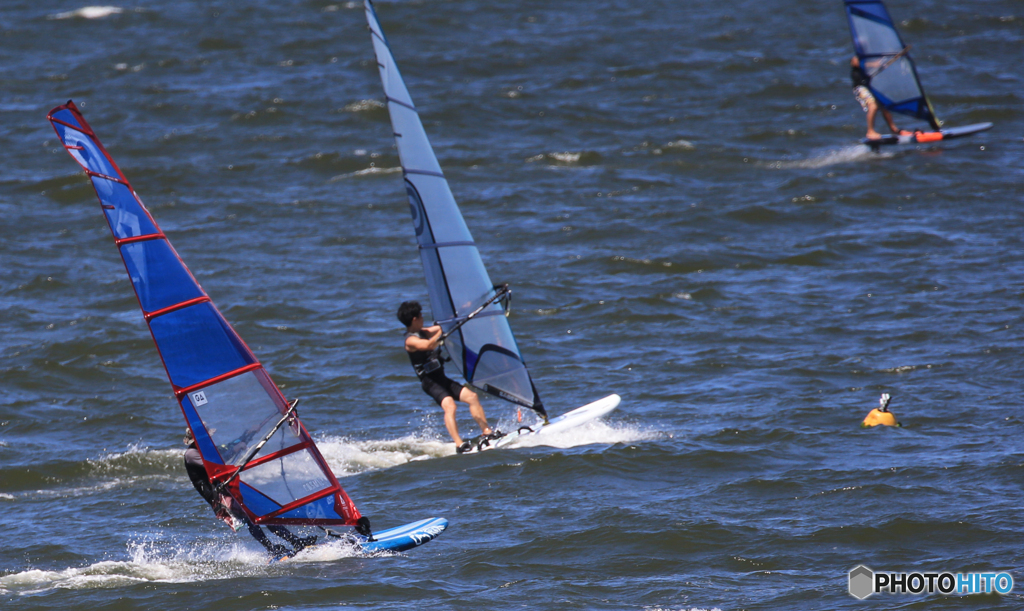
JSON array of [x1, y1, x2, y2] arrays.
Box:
[[398, 301, 503, 454], [183, 428, 316, 557]]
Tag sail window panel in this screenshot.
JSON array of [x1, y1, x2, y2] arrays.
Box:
[[93, 177, 158, 238], [240, 448, 332, 509], [474, 365, 534, 407], [407, 175, 473, 244], [389, 104, 444, 175], [149, 302, 256, 389], [466, 321, 534, 405], [850, 14, 903, 57], [277, 495, 346, 522], [50, 108, 85, 130], [462, 315, 526, 374], [55, 124, 119, 179], [871, 57, 923, 106], [436, 245, 496, 317], [183, 370, 297, 465], [120, 240, 204, 313]]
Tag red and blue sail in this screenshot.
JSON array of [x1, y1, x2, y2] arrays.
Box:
[[48, 101, 361, 528], [844, 0, 940, 129]]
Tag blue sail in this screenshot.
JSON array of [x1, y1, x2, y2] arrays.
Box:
[[364, 1, 545, 417], [845, 0, 940, 129], [47, 101, 362, 527]]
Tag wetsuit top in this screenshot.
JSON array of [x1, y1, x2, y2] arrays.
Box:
[[851, 64, 870, 89], [184, 444, 218, 507], [404, 330, 443, 378]]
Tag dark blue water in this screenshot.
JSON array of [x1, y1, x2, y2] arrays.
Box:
[[2, 1, 1023, 609]]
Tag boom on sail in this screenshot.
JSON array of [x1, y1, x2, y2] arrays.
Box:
[[364, 0, 546, 419], [47, 101, 363, 529]]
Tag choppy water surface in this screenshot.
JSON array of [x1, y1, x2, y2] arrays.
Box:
[[2, 0, 1023, 609]]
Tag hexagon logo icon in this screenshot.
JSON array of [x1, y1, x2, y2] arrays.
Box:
[[849, 565, 874, 599]]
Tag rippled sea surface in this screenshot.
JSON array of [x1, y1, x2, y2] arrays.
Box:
[[2, 1, 1024, 609]]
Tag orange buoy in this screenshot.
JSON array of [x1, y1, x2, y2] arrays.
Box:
[[862, 393, 900, 427]]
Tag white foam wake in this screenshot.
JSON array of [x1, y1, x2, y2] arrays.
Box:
[[49, 6, 123, 20], [762, 144, 895, 169], [0, 536, 370, 595], [328, 166, 402, 181], [0, 540, 244, 594], [313, 418, 657, 467], [315, 433, 456, 473]]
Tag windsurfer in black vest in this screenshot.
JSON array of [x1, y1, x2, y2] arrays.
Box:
[[850, 55, 911, 140], [397, 300, 501, 454], [183, 428, 316, 557]]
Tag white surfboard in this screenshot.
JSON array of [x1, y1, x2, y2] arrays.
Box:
[[458, 394, 621, 453]]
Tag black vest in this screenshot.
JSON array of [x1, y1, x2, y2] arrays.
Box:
[[851, 64, 870, 89], [405, 330, 443, 378]]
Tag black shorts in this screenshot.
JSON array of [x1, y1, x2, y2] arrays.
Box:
[[421, 373, 464, 407]]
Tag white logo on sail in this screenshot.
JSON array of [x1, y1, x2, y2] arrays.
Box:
[[191, 391, 208, 407]]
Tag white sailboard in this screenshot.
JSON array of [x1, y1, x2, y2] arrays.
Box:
[[479, 394, 621, 453]]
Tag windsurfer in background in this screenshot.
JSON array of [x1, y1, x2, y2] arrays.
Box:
[[183, 428, 316, 557], [397, 300, 502, 454], [850, 55, 912, 140]]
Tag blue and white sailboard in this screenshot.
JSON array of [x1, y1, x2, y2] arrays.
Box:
[[844, 0, 992, 145], [47, 101, 445, 553], [364, 0, 618, 443]]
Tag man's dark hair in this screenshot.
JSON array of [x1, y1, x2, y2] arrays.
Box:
[[397, 301, 422, 327]]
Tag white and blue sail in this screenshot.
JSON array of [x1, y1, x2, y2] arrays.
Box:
[[844, 0, 940, 129], [364, 0, 546, 418]]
